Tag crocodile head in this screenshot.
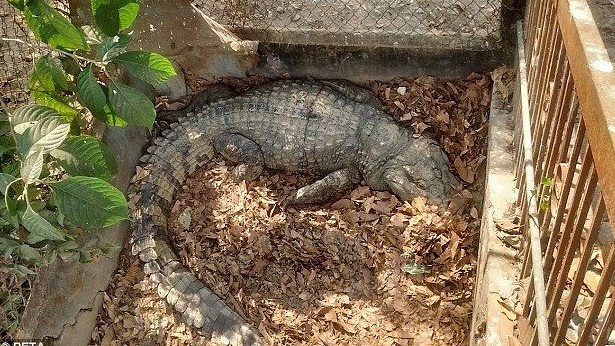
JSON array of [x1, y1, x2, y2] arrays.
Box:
[[381, 142, 459, 206]]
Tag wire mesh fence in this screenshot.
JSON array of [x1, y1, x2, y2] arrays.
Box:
[[1, 0, 504, 110], [0, 1, 41, 109], [192, 0, 503, 49]]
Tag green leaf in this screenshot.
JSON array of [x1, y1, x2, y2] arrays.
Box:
[[96, 34, 132, 61], [113, 51, 176, 85], [21, 206, 66, 243], [108, 80, 155, 129], [8, 0, 25, 11], [81, 25, 104, 45], [2, 161, 20, 177], [10, 105, 60, 135], [0, 238, 19, 257], [57, 240, 79, 252], [10, 264, 37, 276], [58, 56, 82, 77], [31, 91, 77, 118], [1, 200, 19, 228], [28, 55, 70, 93], [17, 244, 43, 262], [91, 0, 139, 36], [77, 67, 107, 117], [50, 176, 128, 228], [76, 69, 127, 126], [20, 150, 44, 185], [96, 102, 128, 127], [50, 135, 118, 179], [404, 261, 429, 275], [0, 174, 16, 195], [0, 118, 12, 136], [24, 0, 88, 51], [541, 177, 553, 187], [17, 116, 70, 158], [27, 56, 76, 118]]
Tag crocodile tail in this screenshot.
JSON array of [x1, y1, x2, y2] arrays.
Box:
[[129, 112, 263, 346]]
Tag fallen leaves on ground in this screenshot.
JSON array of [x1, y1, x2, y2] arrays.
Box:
[[94, 158, 480, 346], [369, 73, 491, 185], [0, 259, 33, 339], [93, 74, 491, 345]]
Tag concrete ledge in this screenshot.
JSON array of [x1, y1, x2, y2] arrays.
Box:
[[251, 43, 510, 82], [470, 85, 521, 345]]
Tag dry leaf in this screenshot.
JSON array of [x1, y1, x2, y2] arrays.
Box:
[[454, 157, 475, 183], [178, 209, 192, 230], [331, 198, 356, 209]]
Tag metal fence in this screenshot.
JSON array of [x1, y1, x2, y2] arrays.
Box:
[[1, 0, 506, 109], [192, 0, 503, 50], [0, 1, 41, 109], [513, 0, 615, 344]]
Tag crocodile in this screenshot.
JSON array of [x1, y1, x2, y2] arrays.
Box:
[[130, 80, 458, 345]]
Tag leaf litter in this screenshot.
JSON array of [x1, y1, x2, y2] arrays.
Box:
[[92, 73, 492, 345]]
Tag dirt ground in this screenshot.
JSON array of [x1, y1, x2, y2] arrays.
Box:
[[91, 74, 493, 345]]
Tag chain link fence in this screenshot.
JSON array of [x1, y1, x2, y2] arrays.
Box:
[[192, 0, 502, 49], [1, 0, 504, 109], [0, 1, 41, 109]]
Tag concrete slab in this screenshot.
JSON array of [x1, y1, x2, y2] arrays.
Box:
[[470, 82, 521, 345]]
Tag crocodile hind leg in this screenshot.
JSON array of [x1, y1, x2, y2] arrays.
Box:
[[213, 133, 264, 181], [288, 168, 360, 204]]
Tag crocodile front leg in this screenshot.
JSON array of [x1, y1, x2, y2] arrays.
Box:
[[214, 133, 264, 181], [288, 168, 360, 204]]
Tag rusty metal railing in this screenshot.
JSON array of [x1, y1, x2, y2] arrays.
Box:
[[513, 0, 615, 344]]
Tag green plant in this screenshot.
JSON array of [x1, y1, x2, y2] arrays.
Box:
[[531, 177, 553, 212], [1, 0, 176, 274], [401, 251, 429, 275]]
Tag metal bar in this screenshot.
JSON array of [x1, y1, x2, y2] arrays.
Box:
[[513, 77, 525, 185], [545, 148, 593, 301], [527, 0, 551, 82], [538, 97, 579, 227], [535, 59, 572, 218], [529, 3, 558, 144], [527, 154, 594, 327], [557, 0, 615, 227], [547, 164, 597, 319], [525, 1, 546, 67], [536, 58, 570, 182], [537, 80, 574, 224], [528, 0, 547, 56], [552, 196, 606, 344], [519, 186, 529, 236], [516, 21, 551, 346], [595, 285, 615, 345], [543, 122, 586, 273], [577, 239, 615, 344]]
